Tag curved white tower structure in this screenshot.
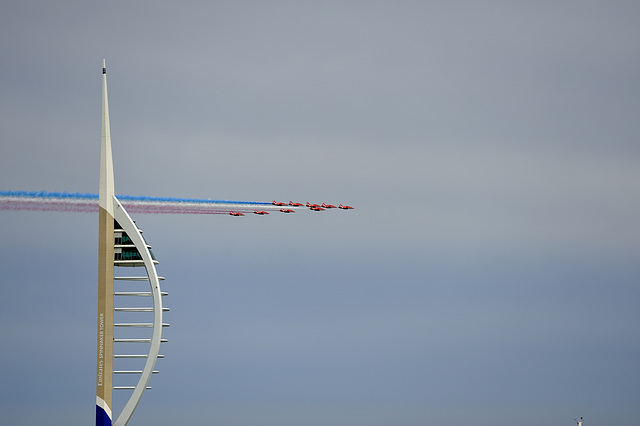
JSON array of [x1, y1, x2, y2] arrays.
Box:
[[97, 60, 168, 426]]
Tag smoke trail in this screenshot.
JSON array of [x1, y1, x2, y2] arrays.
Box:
[[117, 194, 270, 206], [0, 198, 98, 213], [0, 190, 293, 215], [0, 191, 271, 205]]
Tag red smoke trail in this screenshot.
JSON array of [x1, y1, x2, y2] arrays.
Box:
[[123, 204, 230, 215], [0, 199, 98, 213]]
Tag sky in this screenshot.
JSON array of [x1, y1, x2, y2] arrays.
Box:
[[1, 1, 639, 425]]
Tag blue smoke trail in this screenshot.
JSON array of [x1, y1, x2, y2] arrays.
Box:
[[117, 194, 270, 206]]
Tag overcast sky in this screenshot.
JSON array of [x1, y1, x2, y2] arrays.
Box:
[[1, 2, 639, 425]]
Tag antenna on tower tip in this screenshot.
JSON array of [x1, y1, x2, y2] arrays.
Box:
[[102, 58, 106, 74]]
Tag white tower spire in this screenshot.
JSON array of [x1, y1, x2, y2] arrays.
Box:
[[97, 58, 115, 426], [96, 59, 167, 426], [100, 58, 115, 214]]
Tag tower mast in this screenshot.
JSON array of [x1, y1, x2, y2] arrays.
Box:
[[97, 58, 115, 426]]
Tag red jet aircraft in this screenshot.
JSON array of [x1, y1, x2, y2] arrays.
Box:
[[310, 206, 325, 211], [289, 201, 304, 206], [280, 208, 295, 213], [229, 211, 245, 216], [306, 202, 321, 208], [272, 200, 287, 206], [322, 203, 337, 209], [253, 210, 269, 215], [338, 204, 354, 209]]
